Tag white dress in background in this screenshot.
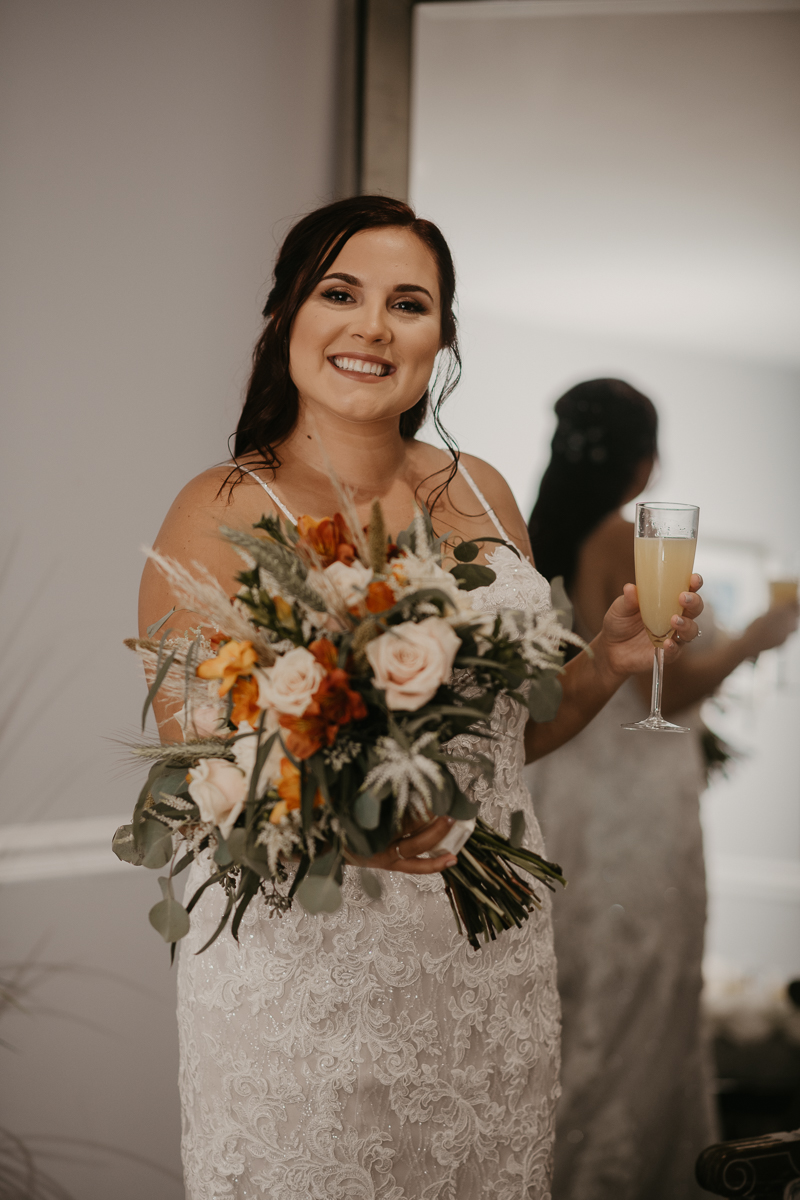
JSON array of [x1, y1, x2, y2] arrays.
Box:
[[526, 680, 718, 1200], [177, 539, 562, 1200]]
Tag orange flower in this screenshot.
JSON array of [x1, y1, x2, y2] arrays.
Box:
[[296, 513, 357, 568], [365, 581, 396, 614], [309, 637, 338, 672], [230, 675, 261, 727], [270, 757, 322, 823], [279, 668, 367, 760], [196, 639, 257, 697]]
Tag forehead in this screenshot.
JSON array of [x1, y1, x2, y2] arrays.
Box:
[[328, 227, 440, 296]]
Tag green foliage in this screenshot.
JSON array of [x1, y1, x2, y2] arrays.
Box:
[[359, 868, 382, 900], [509, 810, 526, 849], [453, 541, 479, 563], [148, 877, 190, 943], [525, 674, 563, 723], [449, 563, 496, 591]]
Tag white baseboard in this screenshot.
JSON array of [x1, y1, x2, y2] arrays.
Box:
[[0, 815, 132, 884], [3, 817, 800, 901]]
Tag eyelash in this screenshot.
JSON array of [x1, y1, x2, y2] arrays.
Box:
[[320, 288, 426, 314]]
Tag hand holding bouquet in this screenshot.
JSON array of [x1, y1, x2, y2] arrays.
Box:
[[116, 500, 579, 953]]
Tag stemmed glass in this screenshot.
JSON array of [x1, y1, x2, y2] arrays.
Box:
[[622, 502, 699, 733]]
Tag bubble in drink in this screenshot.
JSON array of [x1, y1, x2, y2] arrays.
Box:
[[634, 536, 697, 645]]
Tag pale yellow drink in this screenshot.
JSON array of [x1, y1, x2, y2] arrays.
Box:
[[634, 536, 697, 646], [769, 579, 798, 609]]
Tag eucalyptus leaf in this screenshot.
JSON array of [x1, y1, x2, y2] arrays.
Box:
[[308, 848, 339, 878], [214, 835, 233, 866], [225, 828, 247, 863], [111, 824, 144, 866], [449, 563, 496, 591], [151, 770, 188, 804], [509, 810, 526, 849], [148, 885, 190, 942], [526, 673, 564, 722], [296, 874, 342, 915], [141, 820, 173, 870], [453, 541, 479, 563], [354, 790, 381, 830], [359, 868, 383, 901], [146, 607, 175, 638], [449, 790, 480, 821]]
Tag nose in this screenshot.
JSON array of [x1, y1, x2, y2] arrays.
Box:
[[350, 297, 392, 345]]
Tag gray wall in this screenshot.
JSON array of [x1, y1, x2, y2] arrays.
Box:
[[0, 1, 339, 1192]]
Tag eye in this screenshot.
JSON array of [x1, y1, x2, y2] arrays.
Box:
[[393, 297, 426, 313], [321, 287, 354, 304]]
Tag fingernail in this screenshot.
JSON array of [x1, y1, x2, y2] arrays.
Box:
[[444, 816, 454, 827], [445, 856, 458, 867], [674, 616, 685, 626]]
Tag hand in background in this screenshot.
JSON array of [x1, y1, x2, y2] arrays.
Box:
[[741, 603, 800, 658]]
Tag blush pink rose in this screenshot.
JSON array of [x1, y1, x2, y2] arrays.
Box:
[[365, 617, 460, 711], [187, 758, 247, 839], [255, 647, 325, 717]]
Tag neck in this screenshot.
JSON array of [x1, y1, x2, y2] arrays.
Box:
[[278, 401, 410, 499]]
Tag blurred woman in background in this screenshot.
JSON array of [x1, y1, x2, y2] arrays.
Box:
[[525, 378, 798, 1200]]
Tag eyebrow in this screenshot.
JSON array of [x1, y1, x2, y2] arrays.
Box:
[[319, 272, 434, 303]]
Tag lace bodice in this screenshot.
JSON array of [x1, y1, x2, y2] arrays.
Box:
[[177, 548, 561, 1200]]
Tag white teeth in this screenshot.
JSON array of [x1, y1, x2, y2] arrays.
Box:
[[332, 356, 390, 376]]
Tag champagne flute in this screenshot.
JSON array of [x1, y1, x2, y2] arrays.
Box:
[[622, 502, 699, 733]]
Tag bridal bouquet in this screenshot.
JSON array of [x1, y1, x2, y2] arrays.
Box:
[[115, 500, 576, 954]]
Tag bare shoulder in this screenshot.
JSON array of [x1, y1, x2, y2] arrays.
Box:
[[457, 451, 533, 559], [151, 465, 240, 557]]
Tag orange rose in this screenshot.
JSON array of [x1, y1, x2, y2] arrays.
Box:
[[196, 639, 257, 697], [230, 675, 261, 727], [296, 513, 357, 568]]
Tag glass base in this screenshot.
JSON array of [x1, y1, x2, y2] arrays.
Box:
[[622, 715, 690, 733]]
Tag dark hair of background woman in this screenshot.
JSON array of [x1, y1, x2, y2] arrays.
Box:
[[528, 378, 658, 591], [229, 195, 461, 506]]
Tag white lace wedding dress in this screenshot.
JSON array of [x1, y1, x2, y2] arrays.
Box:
[[177, 540, 561, 1200]]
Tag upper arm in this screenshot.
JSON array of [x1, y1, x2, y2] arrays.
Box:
[[457, 452, 535, 562], [137, 467, 246, 640]]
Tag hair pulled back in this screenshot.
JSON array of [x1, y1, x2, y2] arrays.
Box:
[[233, 195, 461, 479], [528, 378, 658, 590]]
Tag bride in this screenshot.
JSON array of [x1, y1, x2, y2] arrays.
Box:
[[138, 195, 703, 1200]]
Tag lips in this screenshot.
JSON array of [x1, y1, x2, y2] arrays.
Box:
[[329, 355, 395, 378]]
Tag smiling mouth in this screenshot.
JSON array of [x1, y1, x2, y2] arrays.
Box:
[[329, 355, 395, 378]]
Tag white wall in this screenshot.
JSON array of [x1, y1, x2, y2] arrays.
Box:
[[0, 1, 339, 1193], [411, 0, 800, 976]]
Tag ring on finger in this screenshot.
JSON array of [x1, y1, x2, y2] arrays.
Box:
[[394, 841, 406, 862]]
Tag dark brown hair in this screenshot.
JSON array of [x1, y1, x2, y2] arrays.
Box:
[[528, 378, 659, 590], [232, 195, 461, 500]]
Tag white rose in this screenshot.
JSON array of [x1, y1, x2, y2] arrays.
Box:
[[323, 559, 373, 608], [232, 715, 282, 796], [255, 647, 325, 717], [365, 617, 461, 711], [187, 758, 247, 840]]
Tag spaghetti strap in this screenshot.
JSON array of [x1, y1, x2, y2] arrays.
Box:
[[457, 460, 518, 549], [228, 462, 297, 524]]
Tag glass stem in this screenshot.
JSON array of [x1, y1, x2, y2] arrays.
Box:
[[650, 646, 665, 719]]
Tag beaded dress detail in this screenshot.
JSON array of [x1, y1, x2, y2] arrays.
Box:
[[176, 505, 561, 1198]]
